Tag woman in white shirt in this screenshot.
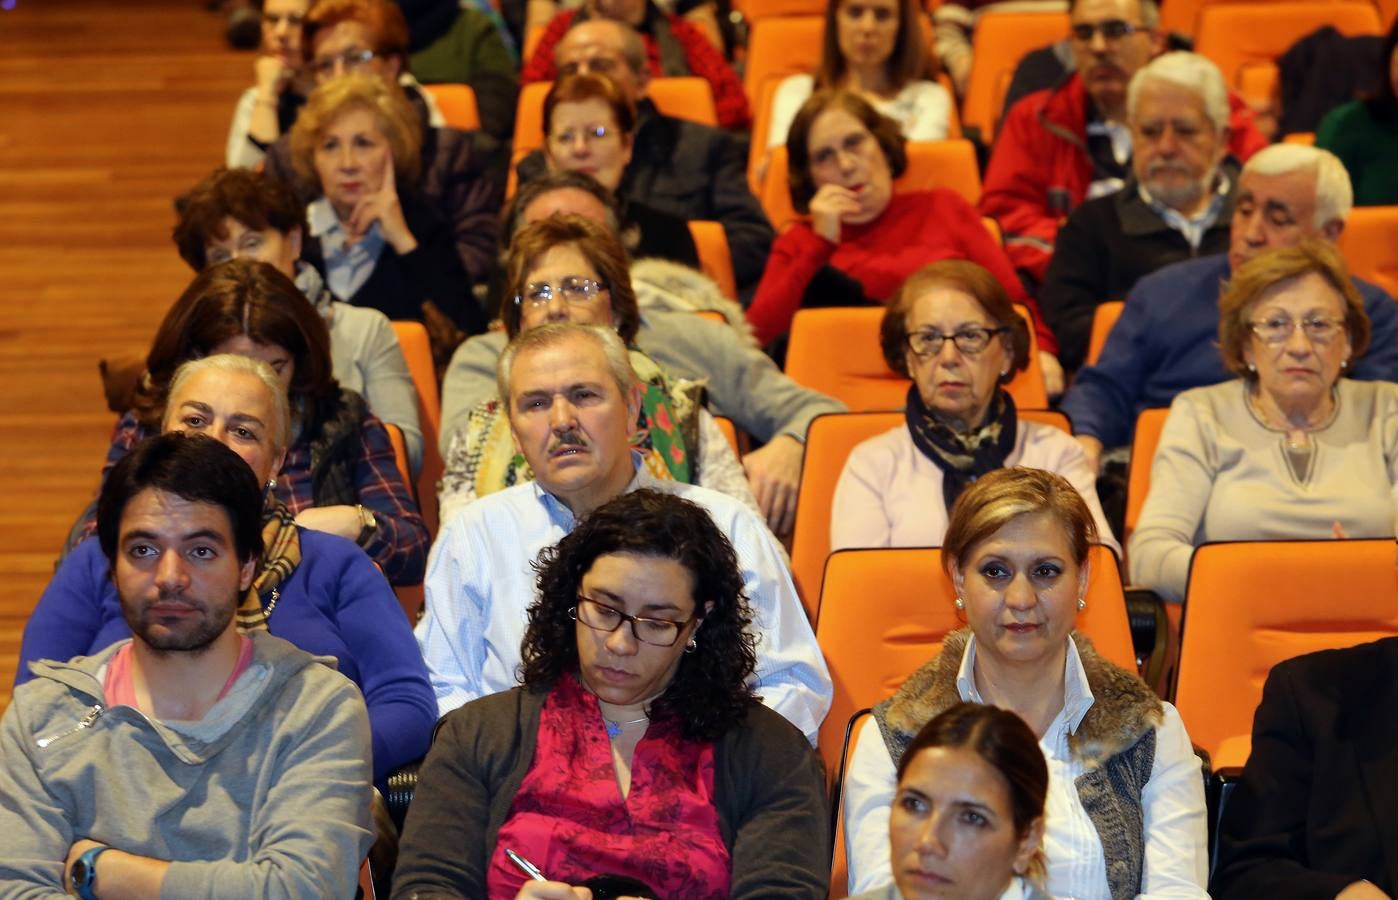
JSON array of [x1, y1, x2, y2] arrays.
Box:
[[844, 467, 1208, 899], [765, 0, 951, 152]]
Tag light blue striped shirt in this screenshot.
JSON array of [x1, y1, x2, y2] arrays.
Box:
[[308, 197, 385, 302]]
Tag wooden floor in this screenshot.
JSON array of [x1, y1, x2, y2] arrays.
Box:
[[0, 0, 249, 709]]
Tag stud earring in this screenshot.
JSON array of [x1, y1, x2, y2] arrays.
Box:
[[1078, 598, 1086, 611], [1247, 362, 1257, 373], [1341, 358, 1350, 369], [684, 637, 698, 653], [265, 477, 277, 492], [954, 597, 965, 611]]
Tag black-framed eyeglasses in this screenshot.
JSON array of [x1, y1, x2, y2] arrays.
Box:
[[513, 276, 608, 309], [1070, 19, 1146, 42], [906, 326, 1009, 357], [1249, 315, 1346, 345], [311, 48, 376, 77], [557, 56, 621, 78], [571, 597, 695, 647]]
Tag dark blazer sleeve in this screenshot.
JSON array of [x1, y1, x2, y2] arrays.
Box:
[[419, 126, 505, 293], [703, 128, 774, 296], [1210, 654, 1383, 900], [1038, 199, 1111, 371], [396, 188, 487, 335], [718, 705, 832, 898]]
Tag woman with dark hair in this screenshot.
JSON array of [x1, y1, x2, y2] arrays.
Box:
[[745, 90, 1060, 394], [844, 467, 1208, 898], [832, 260, 1115, 552], [1316, 16, 1398, 206], [765, 0, 950, 150], [436, 214, 756, 525], [225, 0, 312, 170], [851, 702, 1050, 900], [81, 258, 428, 585], [392, 488, 830, 898]]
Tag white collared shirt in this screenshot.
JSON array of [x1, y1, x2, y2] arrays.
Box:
[[844, 635, 1209, 898], [1138, 174, 1232, 251], [307, 197, 386, 302], [414, 456, 833, 744]]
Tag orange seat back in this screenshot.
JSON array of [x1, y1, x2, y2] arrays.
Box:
[[784, 306, 1047, 414], [1123, 407, 1168, 547], [421, 82, 480, 131], [1175, 539, 1398, 767], [1086, 300, 1124, 368], [760, 139, 982, 231], [1195, 2, 1382, 108], [688, 219, 738, 299], [1338, 205, 1398, 299], [961, 10, 1070, 141], [733, 0, 826, 23], [712, 414, 740, 455], [815, 544, 1133, 773], [790, 408, 1071, 622], [1161, 0, 1375, 37], [389, 322, 443, 536]]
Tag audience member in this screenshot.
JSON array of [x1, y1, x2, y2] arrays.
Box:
[[522, 0, 750, 129], [1, 432, 373, 897], [85, 260, 429, 585], [746, 90, 1060, 394], [832, 260, 1116, 552], [1129, 242, 1398, 602], [225, 0, 312, 169], [285, 73, 486, 339], [1061, 144, 1398, 469], [765, 0, 950, 151], [417, 323, 832, 742], [849, 703, 1051, 900], [980, 0, 1266, 288], [1039, 52, 1236, 371], [174, 165, 423, 474], [436, 214, 758, 526], [1211, 637, 1398, 900], [538, 73, 700, 269], [443, 174, 845, 535], [23, 356, 435, 784], [517, 19, 774, 296], [1316, 17, 1398, 207], [399, 0, 520, 143], [394, 489, 830, 897], [844, 467, 1207, 896], [932, 0, 1066, 97]]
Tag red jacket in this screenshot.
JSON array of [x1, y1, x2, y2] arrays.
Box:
[[979, 73, 1269, 285], [521, 8, 751, 130], [745, 190, 1055, 352]]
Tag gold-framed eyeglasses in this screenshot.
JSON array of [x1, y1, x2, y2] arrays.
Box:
[[906, 326, 1008, 356], [513, 276, 608, 310], [1248, 315, 1345, 344], [571, 597, 694, 647], [311, 48, 375, 77]]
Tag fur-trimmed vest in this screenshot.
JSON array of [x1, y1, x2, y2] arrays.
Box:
[[873, 629, 1164, 900]]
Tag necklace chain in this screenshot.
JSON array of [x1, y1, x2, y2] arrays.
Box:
[[603, 714, 649, 739]]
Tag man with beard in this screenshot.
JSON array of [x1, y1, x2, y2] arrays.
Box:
[[416, 323, 832, 744], [0, 433, 372, 898], [980, 0, 1268, 289], [1037, 52, 1236, 373]]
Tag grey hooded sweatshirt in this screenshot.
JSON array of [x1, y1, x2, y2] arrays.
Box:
[[0, 631, 374, 899]]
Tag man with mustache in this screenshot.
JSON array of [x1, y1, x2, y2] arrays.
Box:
[[1037, 52, 1236, 373], [980, 0, 1268, 290], [416, 322, 832, 744], [0, 433, 372, 898]]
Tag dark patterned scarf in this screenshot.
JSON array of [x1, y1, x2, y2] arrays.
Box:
[[236, 500, 302, 632], [904, 383, 1018, 512]]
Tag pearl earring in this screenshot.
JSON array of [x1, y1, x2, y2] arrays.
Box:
[[954, 597, 965, 610], [265, 477, 277, 492], [1247, 362, 1257, 373], [1078, 598, 1086, 611]]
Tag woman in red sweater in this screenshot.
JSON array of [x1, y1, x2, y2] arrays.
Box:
[[747, 90, 1061, 393]]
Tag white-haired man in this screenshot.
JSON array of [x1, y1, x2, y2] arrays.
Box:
[[1062, 143, 1398, 469], [1039, 52, 1237, 371]]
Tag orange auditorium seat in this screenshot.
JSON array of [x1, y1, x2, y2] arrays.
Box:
[[687, 220, 738, 300], [1338, 205, 1398, 299], [1085, 300, 1123, 368], [960, 10, 1070, 142], [420, 83, 480, 131]]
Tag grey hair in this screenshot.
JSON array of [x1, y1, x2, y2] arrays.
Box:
[[1127, 51, 1229, 133], [1070, 0, 1159, 28], [1242, 144, 1354, 230], [496, 322, 637, 414], [505, 170, 624, 241], [163, 353, 292, 452]]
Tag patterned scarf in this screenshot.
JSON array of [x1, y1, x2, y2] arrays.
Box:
[[904, 383, 1018, 512], [236, 500, 302, 632]]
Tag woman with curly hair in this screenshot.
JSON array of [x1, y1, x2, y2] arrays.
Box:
[[393, 488, 831, 899]]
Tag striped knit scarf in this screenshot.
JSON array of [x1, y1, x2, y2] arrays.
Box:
[[236, 501, 302, 632]]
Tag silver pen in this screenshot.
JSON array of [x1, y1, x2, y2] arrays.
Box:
[[504, 848, 548, 882]]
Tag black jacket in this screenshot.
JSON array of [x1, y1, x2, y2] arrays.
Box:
[[1038, 168, 1236, 371], [1211, 637, 1398, 898]]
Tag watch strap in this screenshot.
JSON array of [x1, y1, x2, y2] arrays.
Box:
[[72, 844, 113, 900]]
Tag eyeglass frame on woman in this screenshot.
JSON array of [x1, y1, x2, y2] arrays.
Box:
[[548, 124, 615, 147], [311, 48, 376, 77], [1248, 315, 1346, 345], [906, 326, 1009, 357], [1069, 20, 1147, 42], [570, 596, 696, 647], [513, 276, 609, 310]]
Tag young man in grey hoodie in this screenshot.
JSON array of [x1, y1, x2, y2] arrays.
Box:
[[0, 432, 373, 899]]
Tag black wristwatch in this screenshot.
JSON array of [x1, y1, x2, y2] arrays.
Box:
[[71, 844, 112, 900]]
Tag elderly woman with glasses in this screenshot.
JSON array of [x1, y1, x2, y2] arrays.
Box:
[[832, 260, 1117, 554], [393, 489, 830, 898], [1130, 241, 1398, 602], [435, 214, 757, 527]]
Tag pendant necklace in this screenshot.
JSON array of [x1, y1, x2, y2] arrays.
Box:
[[604, 715, 649, 739]]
